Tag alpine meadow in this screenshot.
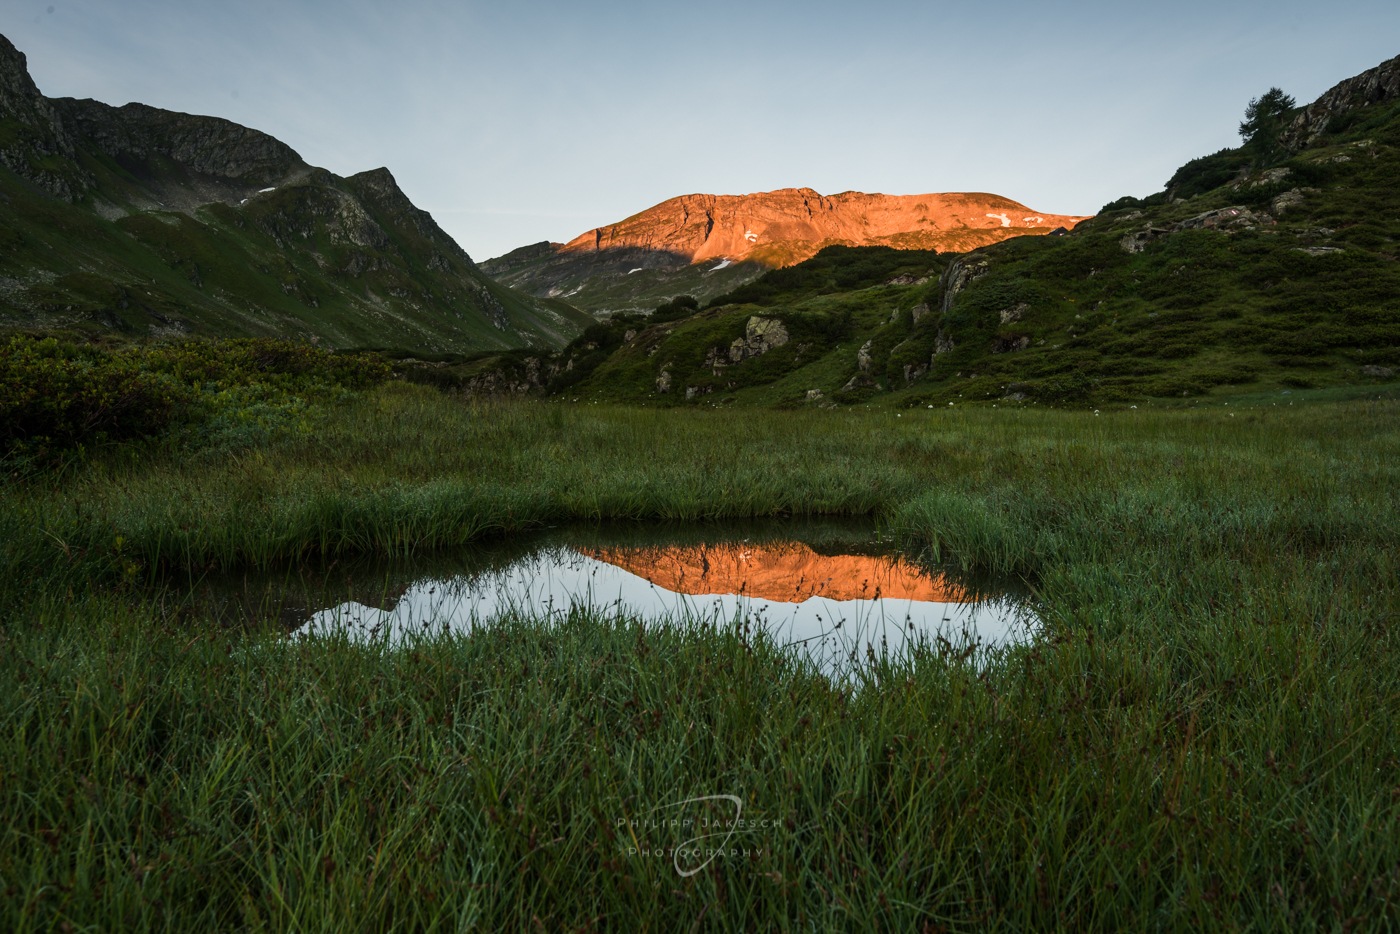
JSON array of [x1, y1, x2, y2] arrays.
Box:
[[0, 21, 1397, 933]]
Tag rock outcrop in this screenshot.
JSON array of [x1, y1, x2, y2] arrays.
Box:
[[0, 34, 90, 200], [52, 98, 304, 187], [728, 316, 789, 362], [1281, 53, 1400, 150], [1119, 205, 1274, 253], [561, 188, 1090, 269]]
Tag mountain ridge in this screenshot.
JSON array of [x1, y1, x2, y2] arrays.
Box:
[[561, 187, 1089, 266], [0, 33, 591, 352]]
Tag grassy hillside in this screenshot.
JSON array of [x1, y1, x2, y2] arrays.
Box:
[[916, 97, 1400, 405], [428, 246, 943, 404]]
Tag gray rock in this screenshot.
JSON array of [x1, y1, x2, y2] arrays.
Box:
[[1175, 206, 1270, 231], [938, 257, 990, 314], [748, 315, 788, 347], [1249, 167, 1293, 188], [1121, 206, 1273, 253], [1120, 228, 1171, 254], [857, 339, 874, 373], [999, 302, 1029, 325], [727, 315, 790, 363], [1271, 188, 1307, 213]]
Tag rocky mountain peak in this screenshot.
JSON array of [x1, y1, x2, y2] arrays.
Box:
[[0, 33, 86, 199], [0, 33, 41, 109], [347, 166, 400, 196], [0, 32, 592, 351], [51, 98, 307, 187], [561, 188, 1090, 268], [345, 166, 473, 261]]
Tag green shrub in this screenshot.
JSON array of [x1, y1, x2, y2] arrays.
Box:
[[1166, 148, 1252, 199], [1099, 192, 1168, 213], [0, 337, 189, 453], [651, 295, 700, 323], [0, 335, 391, 458]]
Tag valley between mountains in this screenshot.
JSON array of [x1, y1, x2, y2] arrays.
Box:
[[5, 31, 1396, 409], [1, 26, 1398, 932]]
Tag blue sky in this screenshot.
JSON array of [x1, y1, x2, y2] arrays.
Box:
[[5, 1, 1398, 260]]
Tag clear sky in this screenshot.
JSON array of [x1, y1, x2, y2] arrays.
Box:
[[4, 1, 1398, 261]]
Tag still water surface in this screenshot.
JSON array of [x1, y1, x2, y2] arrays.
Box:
[[232, 520, 1041, 673]]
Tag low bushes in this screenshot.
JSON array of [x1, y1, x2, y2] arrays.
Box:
[[0, 334, 390, 458]]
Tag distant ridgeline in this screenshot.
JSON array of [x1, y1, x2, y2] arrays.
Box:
[[458, 53, 1400, 405], [0, 34, 591, 353], [481, 189, 1088, 316]]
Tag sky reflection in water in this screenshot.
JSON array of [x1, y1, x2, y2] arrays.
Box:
[[296, 538, 1038, 674]]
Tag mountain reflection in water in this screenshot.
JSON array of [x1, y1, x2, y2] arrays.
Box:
[[578, 542, 969, 604], [297, 536, 1036, 674]]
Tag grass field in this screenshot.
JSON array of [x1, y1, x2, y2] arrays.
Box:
[[1, 385, 1397, 929]]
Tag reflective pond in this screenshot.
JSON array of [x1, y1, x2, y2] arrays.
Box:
[[193, 519, 1039, 674]]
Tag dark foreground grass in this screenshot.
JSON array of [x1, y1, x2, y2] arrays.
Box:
[[1, 387, 1397, 929]]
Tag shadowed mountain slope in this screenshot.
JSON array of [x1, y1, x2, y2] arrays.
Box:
[[0, 34, 591, 352], [483, 189, 1087, 315]]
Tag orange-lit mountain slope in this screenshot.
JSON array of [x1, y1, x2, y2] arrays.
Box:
[[561, 188, 1090, 268]]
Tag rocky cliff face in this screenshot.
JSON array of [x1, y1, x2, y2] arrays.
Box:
[[41, 96, 317, 216], [0, 34, 90, 200], [562, 188, 1090, 268], [53, 98, 305, 186], [1281, 53, 1400, 150]]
